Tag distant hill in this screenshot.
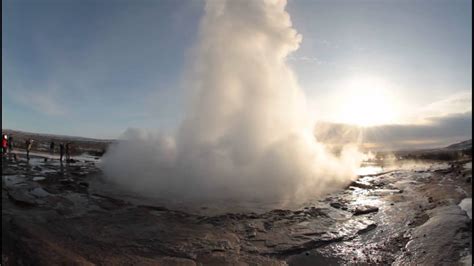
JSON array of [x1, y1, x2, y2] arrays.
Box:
[[445, 139, 472, 150], [2, 129, 114, 142], [387, 139, 472, 161], [1, 129, 115, 156]]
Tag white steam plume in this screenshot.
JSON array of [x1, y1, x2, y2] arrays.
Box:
[[102, 0, 363, 204]]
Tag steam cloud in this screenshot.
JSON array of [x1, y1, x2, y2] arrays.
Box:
[[102, 0, 363, 204]]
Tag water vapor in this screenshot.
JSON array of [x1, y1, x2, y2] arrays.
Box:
[[102, 0, 363, 204]]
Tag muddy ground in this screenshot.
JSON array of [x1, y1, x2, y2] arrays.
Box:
[[2, 152, 472, 265]]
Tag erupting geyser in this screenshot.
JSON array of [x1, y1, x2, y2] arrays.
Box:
[[102, 0, 363, 204]]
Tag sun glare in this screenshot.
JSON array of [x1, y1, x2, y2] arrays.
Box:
[[335, 76, 399, 127]]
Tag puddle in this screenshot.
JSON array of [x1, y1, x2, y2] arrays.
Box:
[[2, 175, 28, 188], [356, 165, 383, 176], [30, 187, 50, 198]]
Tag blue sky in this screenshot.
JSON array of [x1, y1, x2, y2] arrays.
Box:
[[287, 0, 471, 121], [3, 0, 202, 138], [2, 0, 472, 144]]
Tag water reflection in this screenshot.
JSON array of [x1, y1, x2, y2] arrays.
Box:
[[356, 165, 383, 176]]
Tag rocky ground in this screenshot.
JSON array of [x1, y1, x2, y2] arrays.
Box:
[[2, 151, 472, 265]]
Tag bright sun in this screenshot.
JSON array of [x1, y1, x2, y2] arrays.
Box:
[[335, 77, 399, 127]]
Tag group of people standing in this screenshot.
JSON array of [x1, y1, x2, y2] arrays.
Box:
[[2, 134, 14, 155], [50, 141, 72, 162], [2, 134, 34, 160], [2, 133, 72, 162], [2, 134, 22, 159]]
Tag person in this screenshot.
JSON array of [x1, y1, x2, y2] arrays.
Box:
[[2, 134, 8, 156], [8, 135, 14, 154], [25, 139, 33, 160], [59, 143, 65, 162], [65, 142, 71, 162], [50, 141, 55, 157]]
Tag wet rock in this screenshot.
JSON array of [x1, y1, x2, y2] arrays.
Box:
[[59, 179, 74, 184], [330, 202, 345, 210], [352, 206, 379, 215], [272, 236, 344, 257], [350, 180, 373, 189], [247, 230, 257, 238], [293, 210, 305, 216], [287, 249, 342, 266], [306, 207, 329, 217], [33, 176, 46, 181], [72, 172, 87, 177], [394, 205, 471, 265], [3, 175, 28, 188], [156, 256, 196, 266], [269, 209, 292, 217], [263, 221, 273, 231], [29, 187, 50, 198], [357, 223, 377, 235], [7, 190, 37, 206], [3, 169, 17, 175]]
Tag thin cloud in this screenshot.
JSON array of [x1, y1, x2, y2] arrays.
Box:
[[9, 83, 67, 116], [315, 111, 472, 151], [417, 90, 472, 121], [286, 55, 341, 68], [315, 39, 339, 49], [287, 55, 323, 63]]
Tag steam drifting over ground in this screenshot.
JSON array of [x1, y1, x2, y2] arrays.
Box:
[[102, 0, 364, 204]]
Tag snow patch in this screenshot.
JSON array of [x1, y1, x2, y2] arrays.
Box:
[[459, 198, 472, 219], [463, 162, 472, 170]]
